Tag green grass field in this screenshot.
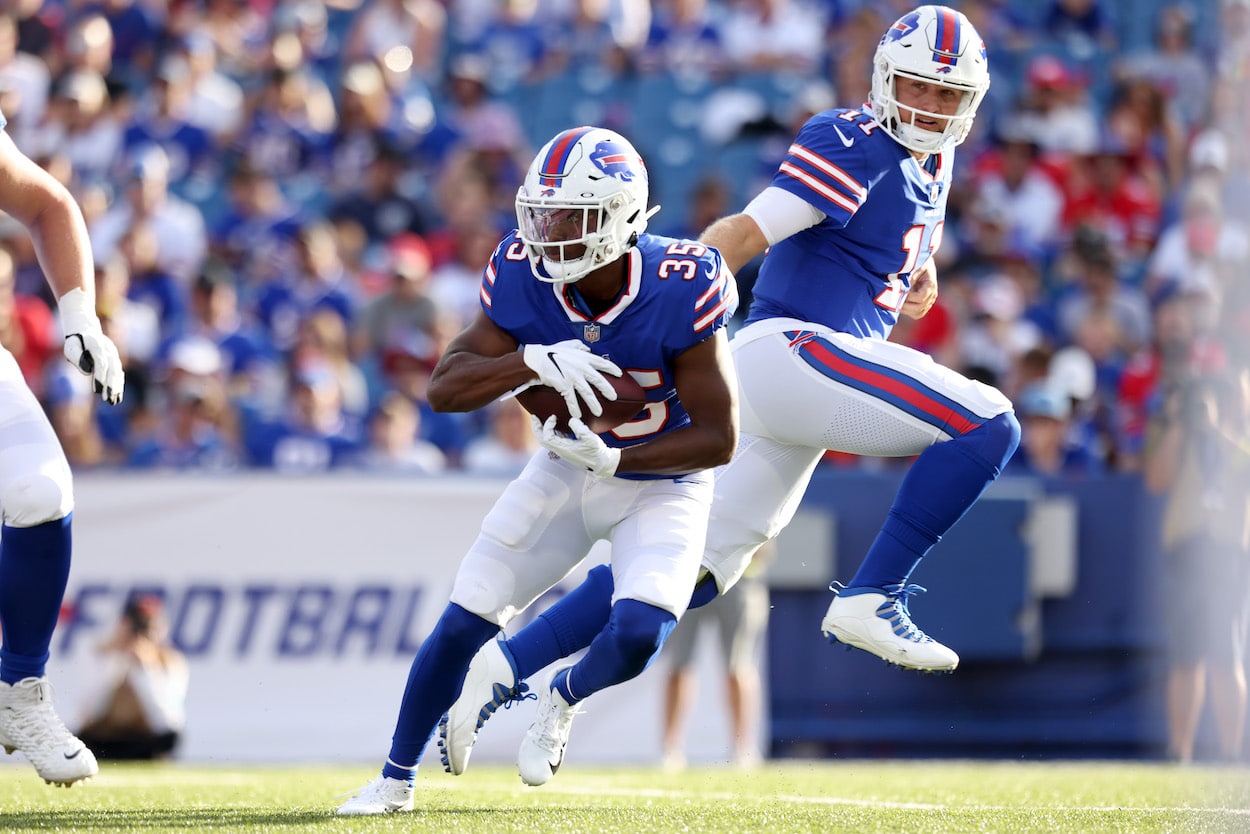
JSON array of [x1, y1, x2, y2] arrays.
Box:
[[1, 760, 1246, 833]]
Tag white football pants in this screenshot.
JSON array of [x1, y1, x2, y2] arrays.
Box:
[[450, 451, 714, 625], [0, 349, 74, 527], [701, 318, 1013, 592]]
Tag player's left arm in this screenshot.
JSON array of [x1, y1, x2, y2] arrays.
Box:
[[901, 258, 938, 319], [615, 330, 739, 475]]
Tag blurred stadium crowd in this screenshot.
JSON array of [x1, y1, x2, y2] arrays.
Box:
[[0, 0, 1244, 475]]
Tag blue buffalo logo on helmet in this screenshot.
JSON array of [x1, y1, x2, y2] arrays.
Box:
[[885, 11, 919, 41], [590, 140, 644, 183]]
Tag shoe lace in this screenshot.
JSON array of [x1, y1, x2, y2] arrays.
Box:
[[530, 696, 580, 755], [7, 684, 74, 749], [495, 680, 536, 711], [880, 583, 933, 644]]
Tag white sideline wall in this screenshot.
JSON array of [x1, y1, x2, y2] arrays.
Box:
[[43, 474, 764, 766]]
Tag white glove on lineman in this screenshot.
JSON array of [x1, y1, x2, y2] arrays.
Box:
[[58, 287, 125, 405], [532, 415, 621, 479], [522, 339, 621, 420]]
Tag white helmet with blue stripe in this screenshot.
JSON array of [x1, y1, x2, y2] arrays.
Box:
[[870, 5, 991, 155], [515, 126, 658, 285]]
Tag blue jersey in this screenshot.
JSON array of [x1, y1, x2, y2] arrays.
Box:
[[745, 107, 953, 340], [481, 231, 736, 474]]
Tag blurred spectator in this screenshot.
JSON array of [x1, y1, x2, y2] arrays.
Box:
[[231, 65, 335, 188], [30, 69, 122, 189], [118, 54, 216, 190], [548, 0, 636, 77], [243, 359, 365, 471], [1005, 381, 1102, 477], [462, 0, 556, 94], [352, 232, 443, 363], [660, 543, 772, 770], [0, 13, 50, 150], [460, 396, 538, 477], [1011, 54, 1100, 158], [1042, 0, 1116, 60], [1060, 137, 1163, 269], [90, 144, 208, 284], [126, 336, 240, 471], [1144, 179, 1250, 300], [0, 242, 55, 397], [971, 120, 1065, 261], [636, 0, 729, 79], [959, 272, 1043, 387], [720, 0, 826, 77], [328, 141, 430, 249], [1144, 364, 1250, 763], [95, 250, 160, 373], [344, 0, 447, 85], [328, 60, 411, 196], [353, 390, 447, 474], [291, 307, 370, 417], [174, 29, 245, 143], [1116, 4, 1211, 132], [428, 223, 504, 327], [184, 259, 279, 399], [117, 221, 187, 350], [253, 219, 358, 354], [76, 595, 188, 761], [209, 161, 304, 286], [1102, 75, 1184, 196]]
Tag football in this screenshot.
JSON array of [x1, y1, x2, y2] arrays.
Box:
[[516, 373, 649, 434]]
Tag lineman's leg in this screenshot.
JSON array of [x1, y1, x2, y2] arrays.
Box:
[[0, 354, 76, 686], [383, 453, 595, 780]]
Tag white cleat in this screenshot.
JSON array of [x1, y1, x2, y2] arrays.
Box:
[[517, 668, 580, 787], [439, 637, 532, 775], [0, 677, 98, 786], [820, 583, 959, 672], [334, 775, 414, 816]]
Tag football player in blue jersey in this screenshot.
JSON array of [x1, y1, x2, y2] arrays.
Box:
[[336, 126, 739, 814], [0, 109, 125, 786], [437, 3, 1023, 780]]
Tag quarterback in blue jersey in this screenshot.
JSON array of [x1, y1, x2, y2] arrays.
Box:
[[336, 126, 738, 814], [436, 3, 1023, 784], [0, 109, 124, 786]]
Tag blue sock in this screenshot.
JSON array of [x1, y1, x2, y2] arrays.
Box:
[[386, 603, 498, 770], [0, 517, 72, 684], [849, 412, 1020, 589], [559, 599, 676, 705], [507, 564, 614, 680]]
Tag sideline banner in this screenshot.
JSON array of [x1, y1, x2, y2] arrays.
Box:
[[47, 474, 749, 766]]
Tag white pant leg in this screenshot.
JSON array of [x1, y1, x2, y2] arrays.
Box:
[[733, 322, 1012, 456], [451, 452, 715, 625], [700, 320, 1014, 592], [0, 350, 74, 527], [603, 469, 713, 619]]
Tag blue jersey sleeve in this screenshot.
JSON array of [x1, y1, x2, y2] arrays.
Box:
[[771, 109, 873, 227]]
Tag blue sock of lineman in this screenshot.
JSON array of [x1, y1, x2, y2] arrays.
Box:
[[849, 411, 1021, 590], [553, 599, 676, 705], [507, 564, 615, 681], [382, 603, 498, 784], [0, 517, 73, 684]]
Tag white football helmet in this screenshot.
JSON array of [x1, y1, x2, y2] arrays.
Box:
[[870, 5, 990, 155], [515, 126, 658, 284]]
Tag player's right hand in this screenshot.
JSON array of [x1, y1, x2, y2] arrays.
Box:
[[58, 287, 125, 405], [522, 340, 621, 419]]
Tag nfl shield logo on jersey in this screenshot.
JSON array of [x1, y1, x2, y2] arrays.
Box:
[[583, 323, 601, 342]]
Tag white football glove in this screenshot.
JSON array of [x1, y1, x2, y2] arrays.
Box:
[[58, 287, 125, 405], [522, 339, 621, 420], [532, 415, 621, 479]]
